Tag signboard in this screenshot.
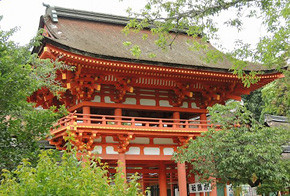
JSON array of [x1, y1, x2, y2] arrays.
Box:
[[189, 183, 212, 193], [226, 184, 234, 196]]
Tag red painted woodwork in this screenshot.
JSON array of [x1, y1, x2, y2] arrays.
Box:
[[50, 113, 211, 142], [209, 178, 218, 196], [32, 39, 283, 196], [159, 162, 167, 196], [118, 153, 126, 181], [178, 162, 187, 196], [170, 172, 174, 196], [30, 44, 282, 111], [68, 101, 208, 114]]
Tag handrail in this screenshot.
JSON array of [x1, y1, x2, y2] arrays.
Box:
[[74, 113, 210, 123], [51, 113, 215, 132]]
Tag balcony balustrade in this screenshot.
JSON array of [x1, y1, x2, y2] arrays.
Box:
[[51, 113, 215, 135]]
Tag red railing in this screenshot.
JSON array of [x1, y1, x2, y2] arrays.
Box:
[[51, 113, 214, 133]]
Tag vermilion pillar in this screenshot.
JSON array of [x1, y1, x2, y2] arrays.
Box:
[[170, 171, 174, 196], [187, 164, 196, 196], [114, 108, 122, 125], [200, 113, 206, 121], [173, 111, 180, 128], [178, 162, 187, 196], [142, 178, 146, 194], [83, 106, 90, 123], [142, 167, 150, 194], [118, 152, 126, 181], [209, 178, 217, 196], [159, 162, 167, 196], [200, 113, 207, 128]]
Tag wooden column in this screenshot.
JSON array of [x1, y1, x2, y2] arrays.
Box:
[[200, 113, 206, 121], [83, 106, 90, 124], [142, 177, 146, 194], [114, 108, 122, 125], [143, 167, 150, 194], [159, 161, 167, 196], [173, 111, 180, 128], [188, 164, 196, 196], [200, 113, 207, 129], [209, 178, 217, 196], [178, 162, 187, 196], [224, 185, 227, 196], [170, 171, 174, 196], [118, 152, 126, 181]]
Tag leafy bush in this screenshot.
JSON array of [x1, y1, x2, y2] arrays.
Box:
[[0, 150, 143, 196]]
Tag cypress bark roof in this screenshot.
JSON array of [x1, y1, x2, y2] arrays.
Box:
[[37, 5, 275, 72]]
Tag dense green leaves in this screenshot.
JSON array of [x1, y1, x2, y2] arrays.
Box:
[[0, 150, 142, 196], [242, 89, 264, 122], [174, 102, 290, 192], [242, 69, 289, 122], [125, 0, 289, 83], [261, 70, 290, 118], [0, 24, 137, 195], [0, 25, 68, 173]]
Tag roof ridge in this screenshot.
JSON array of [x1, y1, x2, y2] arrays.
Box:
[[44, 4, 132, 25]]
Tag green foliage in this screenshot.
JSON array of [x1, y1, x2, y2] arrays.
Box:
[[0, 150, 142, 196], [174, 102, 290, 192], [123, 41, 132, 47], [242, 89, 264, 122], [242, 69, 289, 122], [261, 70, 290, 118], [0, 24, 69, 173], [130, 45, 142, 58], [124, 0, 289, 83]]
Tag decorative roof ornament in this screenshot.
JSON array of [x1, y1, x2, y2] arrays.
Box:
[[43, 3, 58, 23]]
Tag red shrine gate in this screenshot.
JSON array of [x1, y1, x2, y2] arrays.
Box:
[[30, 5, 282, 196]]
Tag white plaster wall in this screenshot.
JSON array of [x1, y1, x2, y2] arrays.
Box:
[[140, 99, 156, 106], [130, 137, 150, 144], [180, 101, 188, 108], [125, 147, 140, 155], [105, 136, 118, 143], [104, 96, 114, 103], [93, 137, 102, 143], [92, 95, 101, 102], [91, 145, 102, 154], [140, 89, 155, 92], [153, 138, 175, 145], [106, 146, 118, 154], [144, 147, 160, 155], [191, 102, 199, 109], [123, 97, 137, 105], [163, 148, 174, 155], [159, 100, 171, 107]]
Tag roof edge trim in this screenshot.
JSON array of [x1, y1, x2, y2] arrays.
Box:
[[41, 37, 280, 75]]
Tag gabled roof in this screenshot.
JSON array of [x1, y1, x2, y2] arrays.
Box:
[[264, 114, 290, 158], [264, 114, 290, 128], [36, 5, 276, 73]]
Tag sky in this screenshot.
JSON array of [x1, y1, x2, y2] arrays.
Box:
[[0, 0, 266, 52]]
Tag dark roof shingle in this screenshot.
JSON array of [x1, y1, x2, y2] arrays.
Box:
[[39, 5, 276, 72]]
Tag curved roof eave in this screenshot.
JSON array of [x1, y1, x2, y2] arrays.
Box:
[[42, 37, 279, 74]]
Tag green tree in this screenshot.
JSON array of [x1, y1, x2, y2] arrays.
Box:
[[242, 89, 264, 122], [125, 0, 289, 81], [261, 70, 290, 119], [0, 150, 142, 196], [0, 23, 68, 173], [174, 102, 290, 193], [242, 69, 289, 122]]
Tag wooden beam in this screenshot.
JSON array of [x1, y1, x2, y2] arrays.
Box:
[[68, 101, 207, 114]]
